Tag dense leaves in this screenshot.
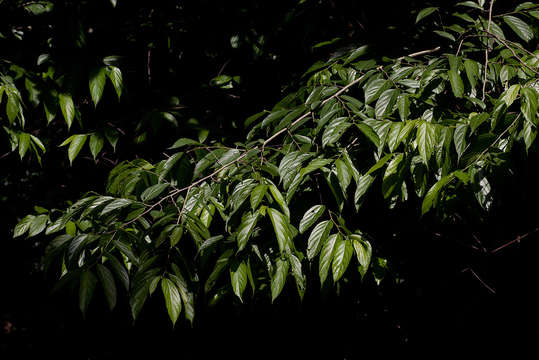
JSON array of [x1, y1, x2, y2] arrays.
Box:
[[8, 0, 539, 329]]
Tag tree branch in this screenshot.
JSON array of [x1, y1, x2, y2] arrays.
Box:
[[482, 0, 495, 101]]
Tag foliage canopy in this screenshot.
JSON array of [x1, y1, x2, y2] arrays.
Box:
[[5, 0, 539, 328]]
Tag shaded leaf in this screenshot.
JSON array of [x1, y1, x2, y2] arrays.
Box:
[[271, 258, 289, 302], [89, 67, 107, 107], [521, 87, 538, 125], [96, 263, 117, 311], [79, 270, 97, 317], [141, 183, 169, 203], [416, 7, 438, 23], [230, 260, 248, 302], [422, 173, 455, 215], [161, 278, 182, 326]]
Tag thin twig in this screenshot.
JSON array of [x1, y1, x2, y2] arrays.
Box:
[[482, 0, 495, 101], [491, 227, 539, 254], [492, 5, 539, 18], [462, 268, 496, 294], [464, 114, 521, 171], [400, 46, 441, 59], [481, 30, 539, 75]]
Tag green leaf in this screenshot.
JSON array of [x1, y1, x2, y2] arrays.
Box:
[[417, 122, 436, 166], [421, 173, 455, 215], [237, 212, 259, 251], [454, 123, 468, 160], [397, 94, 410, 121], [169, 138, 202, 149], [335, 158, 352, 195], [96, 264, 117, 311], [89, 67, 107, 107], [250, 184, 267, 210], [268, 184, 290, 220], [170, 225, 184, 248], [108, 255, 130, 291], [106, 66, 123, 100], [278, 152, 311, 189], [307, 220, 333, 260], [382, 153, 405, 199], [464, 59, 480, 89], [230, 260, 248, 302], [89, 133, 104, 160], [364, 79, 390, 105], [159, 152, 183, 182], [59, 93, 75, 129], [332, 237, 354, 282], [271, 258, 289, 302], [169, 271, 195, 325], [288, 253, 306, 300], [105, 127, 119, 151], [301, 157, 334, 177], [161, 278, 182, 327], [375, 88, 399, 119], [230, 179, 257, 213], [503, 15, 534, 42], [67, 134, 87, 165], [79, 270, 98, 317], [469, 113, 489, 134], [448, 69, 464, 98], [416, 7, 438, 23], [396, 121, 416, 147], [299, 205, 326, 234], [13, 215, 34, 238], [30, 135, 46, 153], [434, 30, 456, 41], [267, 208, 292, 253], [319, 233, 339, 285], [372, 257, 388, 285], [521, 87, 538, 125], [387, 122, 404, 152], [456, 1, 483, 10], [261, 109, 288, 128], [503, 84, 521, 107], [18, 133, 30, 159], [366, 153, 392, 175], [354, 174, 375, 206], [5, 89, 20, 125], [522, 120, 537, 151], [351, 234, 372, 279], [205, 249, 233, 294], [28, 214, 48, 237], [101, 198, 132, 215], [322, 117, 351, 148], [141, 183, 169, 202]]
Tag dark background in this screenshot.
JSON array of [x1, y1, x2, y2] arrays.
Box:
[[1, 0, 539, 357]]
